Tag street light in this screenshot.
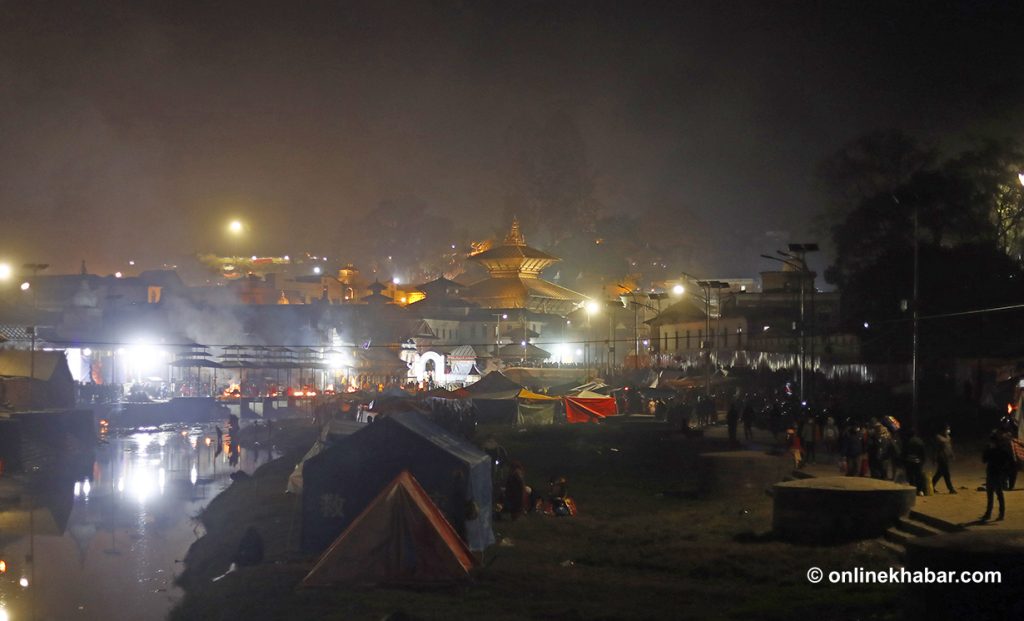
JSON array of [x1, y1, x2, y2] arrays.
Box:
[[584, 301, 599, 373], [676, 273, 729, 397], [0, 263, 10, 281], [228, 219, 244, 235], [606, 299, 625, 376], [671, 283, 685, 296], [760, 243, 818, 404]]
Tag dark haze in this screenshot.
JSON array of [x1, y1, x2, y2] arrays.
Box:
[[2, 1, 1022, 276]]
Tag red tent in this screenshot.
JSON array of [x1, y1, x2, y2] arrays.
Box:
[[564, 396, 618, 423], [301, 470, 475, 586]]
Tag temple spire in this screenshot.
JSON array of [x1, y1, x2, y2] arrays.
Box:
[[504, 216, 526, 246]]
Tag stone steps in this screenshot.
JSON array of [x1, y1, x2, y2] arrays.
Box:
[[883, 514, 957, 557]]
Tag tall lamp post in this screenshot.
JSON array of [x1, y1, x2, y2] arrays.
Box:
[[648, 292, 669, 366], [22, 263, 49, 407], [760, 243, 818, 404], [584, 301, 600, 375], [678, 274, 728, 397], [606, 299, 624, 377]]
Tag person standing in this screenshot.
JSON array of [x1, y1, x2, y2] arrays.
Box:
[[822, 417, 839, 461], [982, 432, 1012, 521], [842, 425, 862, 476], [868, 422, 889, 480], [903, 431, 926, 496], [931, 426, 956, 494], [800, 417, 818, 465], [726, 401, 740, 445], [504, 461, 527, 520], [742, 399, 755, 441]]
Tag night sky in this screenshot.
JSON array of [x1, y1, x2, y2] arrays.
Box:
[[2, 0, 1022, 277]]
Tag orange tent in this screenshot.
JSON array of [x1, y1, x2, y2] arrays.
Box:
[[301, 470, 475, 586], [564, 396, 618, 423]]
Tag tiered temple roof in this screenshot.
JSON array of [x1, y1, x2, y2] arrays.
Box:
[[462, 219, 586, 314]]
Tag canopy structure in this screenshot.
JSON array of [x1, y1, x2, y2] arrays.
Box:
[[564, 395, 618, 423], [496, 342, 551, 361], [301, 411, 494, 553], [464, 371, 523, 399], [301, 471, 475, 587]]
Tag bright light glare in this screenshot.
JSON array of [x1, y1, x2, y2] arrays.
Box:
[[392, 277, 401, 284], [1018, 172, 1024, 187], [0, 605, 8, 621], [585, 301, 600, 315], [190, 465, 198, 486], [328, 353, 349, 369], [83, 348, 92, 357], [313, 266, 322, 275], [672, 284, 685, 295], [0, 263, 11, 280], [115, 271, 123, 278], [19, 577, 29, 587], [20, 281, 30, 291], [229, 220, 243, 234]]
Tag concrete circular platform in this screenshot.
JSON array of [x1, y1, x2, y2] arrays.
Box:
[[904, 530, 1024, 620], [772, 476, 916, 544], [697, 450, 787, 497]]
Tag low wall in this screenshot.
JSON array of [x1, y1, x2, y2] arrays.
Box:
[[772, 476, 916, 544]]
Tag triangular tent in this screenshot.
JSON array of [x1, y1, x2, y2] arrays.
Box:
[[301, 471, 475, 586], [287, 439, 325, 494], [464, 371, 523, 397], [301, 411, 494, 553], [564, 396, 618, 423]]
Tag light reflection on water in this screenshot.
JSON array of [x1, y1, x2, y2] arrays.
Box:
[[0, 424, 279, 621]]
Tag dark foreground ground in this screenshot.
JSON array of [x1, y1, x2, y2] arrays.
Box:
[[171, 421, 905, 620]]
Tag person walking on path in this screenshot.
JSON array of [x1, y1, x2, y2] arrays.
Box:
[[903, 431, 927, 496], [868, 421, 889, 480], [726, 401, 740, 445], [841, 424, 862, 476], [823, 417, 839, 461], [800, 417, 818, 464], [786, 428, 803, 470], [982, 432, 1013, 522], [931, 426, 956, 494], [741, 399, 755, 441]]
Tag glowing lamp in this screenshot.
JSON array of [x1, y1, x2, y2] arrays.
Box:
[[672, 284, 685, 296], [0, 263, 11, 280]]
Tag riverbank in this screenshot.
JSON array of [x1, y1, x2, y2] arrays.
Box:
[[171, 423, 905, 620]]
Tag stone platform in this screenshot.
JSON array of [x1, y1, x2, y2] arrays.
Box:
[[772, 476, 916, 544]]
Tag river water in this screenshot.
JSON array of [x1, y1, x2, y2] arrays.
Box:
[[0, 424, 279, 621]]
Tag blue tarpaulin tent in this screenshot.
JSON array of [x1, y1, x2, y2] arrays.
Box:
[[301, 411, 495, 553]]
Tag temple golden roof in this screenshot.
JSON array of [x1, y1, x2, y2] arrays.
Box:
[[463, 218, 586, 313]]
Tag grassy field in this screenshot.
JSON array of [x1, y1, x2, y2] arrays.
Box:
[[171, 422, 906, 620]]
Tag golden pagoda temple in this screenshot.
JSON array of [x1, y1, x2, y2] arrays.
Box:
[[463, 218, 587, 314]]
